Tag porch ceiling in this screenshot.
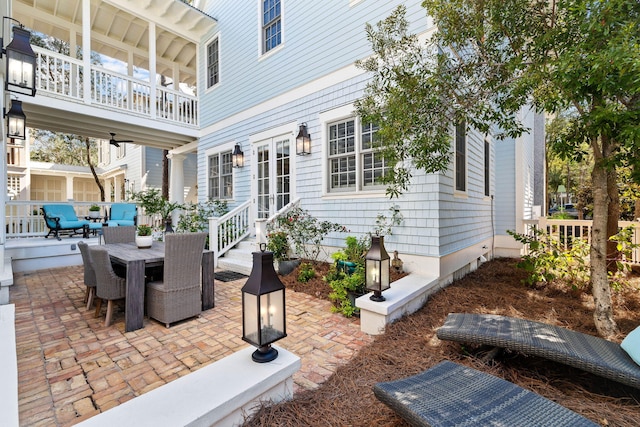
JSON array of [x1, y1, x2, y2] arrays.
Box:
[[22, 101, 198, 151], [13, 0, 217, 86]]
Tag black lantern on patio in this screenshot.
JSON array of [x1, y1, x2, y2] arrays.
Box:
[[241, 246, 287, 363], [232, 143, 244, 168], [4, 98, 25, 139], [365, 235, 390, 302], [2, 19, 37, 97], [296, 123, 311, 155]]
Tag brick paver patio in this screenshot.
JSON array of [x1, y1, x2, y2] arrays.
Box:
[[10, 265, 373, 426]]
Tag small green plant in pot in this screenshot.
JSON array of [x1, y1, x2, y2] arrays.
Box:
[[135, 224, 153, 249], [326, 264, 366, 317], [266, 231, 300, 275], [88, 204, 101, 218], [137, 224, 152, 236]]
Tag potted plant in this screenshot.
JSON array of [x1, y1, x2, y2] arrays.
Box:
[[88, 204, 101, 219], [266, 231, 300, 275], [129, 188, 184, 232], [135, 224, 153, 248]]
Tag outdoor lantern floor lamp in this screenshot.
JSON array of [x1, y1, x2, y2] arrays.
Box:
[[4, 98, 25, 139], [365, 235, 390, 302], [2, 18, 37, 97], [232, 143, 244, 168], [241, 246, 287, 363], [296, 123, 311, 155]]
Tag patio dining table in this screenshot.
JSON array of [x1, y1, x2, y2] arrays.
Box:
[[103, 241, 215, 332]]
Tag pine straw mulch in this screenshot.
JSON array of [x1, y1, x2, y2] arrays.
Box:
[[244, 258, 640, 427]]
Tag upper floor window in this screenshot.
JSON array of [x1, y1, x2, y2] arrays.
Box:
[[207, 37, 219, 88], [116, 144, 126, 160], [327, 117, 389, 193], [262, 0, 281, 53], [455, 121, 466, 192], [208, 150, 233, 199]]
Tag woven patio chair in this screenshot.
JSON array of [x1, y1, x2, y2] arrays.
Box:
[[90, 246, 127, 327], [146, 232, 207, 328], [373, 360, 598, 427], [78, 241, 97, 310], [101, 225, 136, 244], [437, 313, 640, 390]]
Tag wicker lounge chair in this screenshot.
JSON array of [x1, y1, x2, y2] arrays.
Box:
[[90, 246, 127, 327], [437, 313, 640, 390], [101, 225, 136, 244], [146, 232, 207, 327], [78, 241, 97, 310], [373, 360, 598, 427]]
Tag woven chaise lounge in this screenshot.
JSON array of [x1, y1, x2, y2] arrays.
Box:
[[436, 313, 640, 390], [374, 360, 597, 426]]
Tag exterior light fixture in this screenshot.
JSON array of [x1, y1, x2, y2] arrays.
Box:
[[365, 235, 390, 302], [4, 98, 25, 140], [1, 18, 37, 97], [296, 123, 311, 155], [241, 244, 287, 363], [232, 143, 244, 168]]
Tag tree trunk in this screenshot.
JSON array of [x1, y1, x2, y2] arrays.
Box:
[[590, 160, 618, 338], [85, 137, 105, 201], [606, 167, 620, 273]]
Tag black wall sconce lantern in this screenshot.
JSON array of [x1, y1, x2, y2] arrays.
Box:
[[2, 18, 37, 97], [365, 235, 390, 302], [296, 123, 311, 155], [241, 245, 287, 363], [232, 143, 244, 168], [4, 98, 25, 140]]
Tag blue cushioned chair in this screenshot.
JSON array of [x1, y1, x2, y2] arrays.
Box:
[[106, 203, 138, 227], [41, 204, 89, 240]]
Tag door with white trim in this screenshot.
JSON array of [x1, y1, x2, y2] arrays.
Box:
[[254, 135, 291, 219]]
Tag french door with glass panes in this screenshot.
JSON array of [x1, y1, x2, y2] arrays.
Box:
[[254, 136, 291, 219]]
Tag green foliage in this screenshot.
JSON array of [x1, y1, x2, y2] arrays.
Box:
[[326, 265, 366, 318], [266, 231, 290, 262], [89, 204, 100, 212], [177, 199, 229, 233], [128, 188, 184, 220], [374, 206, 404, 236], [330, 236, 369, 265], [266, 206, 348, 262], [297, 262, 316, 283], [136, 224, 152, 236], [509, 226, 638, 291]]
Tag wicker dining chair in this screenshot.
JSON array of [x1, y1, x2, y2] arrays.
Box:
[[78, 241, 97, 310], [90, 246, 127, 327], [146, 232, 207, 327], [101, 225, 136, 244]]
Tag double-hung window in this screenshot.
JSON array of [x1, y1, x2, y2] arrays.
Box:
[[262, 0, 281, 53], [327, 116, 388, 193], [455, 121, 467, 192], [208, 150, 233, 199], [207, 37, 220, 88]]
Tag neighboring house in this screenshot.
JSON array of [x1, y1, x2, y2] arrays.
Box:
[[2, 0, 544, 282]]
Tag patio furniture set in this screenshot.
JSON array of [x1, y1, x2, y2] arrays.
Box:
[[77, 226, 214, 330], [42, 202, 137, 240], [374, 312, 640, 426]]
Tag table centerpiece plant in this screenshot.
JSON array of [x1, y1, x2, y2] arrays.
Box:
[[135, 224, 153, 248]]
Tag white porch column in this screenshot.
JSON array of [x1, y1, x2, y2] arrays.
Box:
[[82, 0, 91, 104], [65, 176, 74, 201], [167, 153, 185, 204]]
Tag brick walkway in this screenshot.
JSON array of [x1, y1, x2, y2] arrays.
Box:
[[10, 266, 373, 426]]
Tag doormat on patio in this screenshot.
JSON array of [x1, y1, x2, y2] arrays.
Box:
[[214, 270, 248, 282]]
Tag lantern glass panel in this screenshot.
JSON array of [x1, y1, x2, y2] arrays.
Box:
[[380, 258, 390, 291], [365, 258, 379, 290], [260, 289, 285, 344], [242, 292, 259, 345], [7, 115, 24, 139], [7, 53, 33, 89]]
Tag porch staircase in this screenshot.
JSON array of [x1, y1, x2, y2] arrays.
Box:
[[216, 238, 256, 276]]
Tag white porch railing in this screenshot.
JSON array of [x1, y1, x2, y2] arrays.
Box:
[[5, 201, 116, 238], [208, 201, 251, 267], [254, 197, 302, 247], [523, 217, 640, 265], [34, 46, 198, 127]]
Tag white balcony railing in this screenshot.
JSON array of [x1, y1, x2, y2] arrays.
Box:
[[34, 46, 198, 127]]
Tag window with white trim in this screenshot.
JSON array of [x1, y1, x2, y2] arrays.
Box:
[[327, 117, 389, 193], [116, 144, 126, 160], [208, 150, 233, 199], [262, 0, 281, 54], [207, 37, 219, 88], [455, 121, 466, 192]]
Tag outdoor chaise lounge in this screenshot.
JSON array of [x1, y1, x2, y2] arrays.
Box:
[[436, 313, 640, 390], [373, 360, 597, 427]]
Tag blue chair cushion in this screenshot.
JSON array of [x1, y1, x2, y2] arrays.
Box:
[[622, 326, 640, 366], [88, 222, 103, 230], [123, 210, 135, 221]]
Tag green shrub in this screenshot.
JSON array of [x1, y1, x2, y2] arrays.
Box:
[[297, 262, 316, 283]]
